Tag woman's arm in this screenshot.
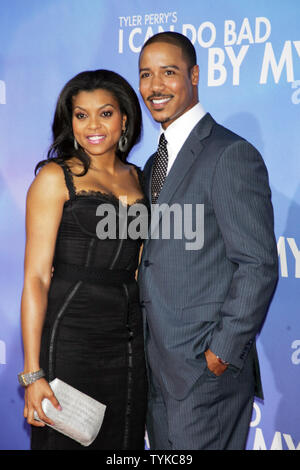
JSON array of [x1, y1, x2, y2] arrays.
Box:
[[20, 162, 68, 426]]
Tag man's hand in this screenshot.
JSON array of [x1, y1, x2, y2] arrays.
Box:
[[205, 349, 228, 376]]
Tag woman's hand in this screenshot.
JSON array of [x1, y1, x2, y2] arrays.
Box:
[[24, 378, 61, 427]]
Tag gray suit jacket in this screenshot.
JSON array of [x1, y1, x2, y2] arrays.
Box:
[[138, 113, 278, 400]]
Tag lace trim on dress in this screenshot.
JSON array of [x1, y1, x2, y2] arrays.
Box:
[[75, 189, 147, 208], [63, 162, 148, 208]]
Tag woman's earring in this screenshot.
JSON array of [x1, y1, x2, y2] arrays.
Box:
[[118, 131, 128, 152], [74, 138, 79, 150]]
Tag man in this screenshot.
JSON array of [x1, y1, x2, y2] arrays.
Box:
[[137, 32, 278, 450]]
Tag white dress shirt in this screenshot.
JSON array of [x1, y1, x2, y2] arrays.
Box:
[[159, 102, 206, 175]]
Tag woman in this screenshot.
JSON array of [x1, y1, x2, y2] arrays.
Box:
[[20, 70, 148, 450]]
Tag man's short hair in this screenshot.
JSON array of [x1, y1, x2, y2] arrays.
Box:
[[140, 32, 197, 70]]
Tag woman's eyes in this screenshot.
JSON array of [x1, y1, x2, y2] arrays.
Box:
[[75, 112, 86, 119], [75, 110, 113, 119]]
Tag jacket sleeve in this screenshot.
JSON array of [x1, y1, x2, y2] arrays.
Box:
[[209, 139, 278, 369]]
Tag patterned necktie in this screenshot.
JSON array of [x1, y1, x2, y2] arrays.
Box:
[[151, 133, 168, 204]]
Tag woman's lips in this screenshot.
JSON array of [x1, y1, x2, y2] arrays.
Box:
[[86, 135, 106, 144]]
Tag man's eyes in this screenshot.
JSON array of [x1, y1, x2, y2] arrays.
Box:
[[140, 70, 175, 79]]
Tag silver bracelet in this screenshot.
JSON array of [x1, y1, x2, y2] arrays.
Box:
[[18, 368, 45, 387]]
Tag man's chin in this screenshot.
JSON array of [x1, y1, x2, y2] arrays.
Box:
[[150, 112, 171, 124]]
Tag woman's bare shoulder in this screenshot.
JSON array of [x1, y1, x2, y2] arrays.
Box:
[[35, 160, 63, 178], [28, 161, 68, 202]]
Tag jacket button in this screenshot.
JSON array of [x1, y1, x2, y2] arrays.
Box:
[[144, 260, 150, 267]]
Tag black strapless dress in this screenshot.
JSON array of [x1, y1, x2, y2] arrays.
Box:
[[31, 162, 149, 450]]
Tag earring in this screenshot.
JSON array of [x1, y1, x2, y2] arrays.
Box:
[[74, 138, 78, 150], [118, 131, 128, 152]]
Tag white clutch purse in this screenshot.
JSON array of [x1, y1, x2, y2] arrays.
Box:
[[34, 378, 107, 447]]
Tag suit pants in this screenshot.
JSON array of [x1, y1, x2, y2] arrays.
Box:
[[146, 355, 256, 450]]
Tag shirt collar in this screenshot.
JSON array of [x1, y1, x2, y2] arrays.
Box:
[[159, 102, 206, 154]]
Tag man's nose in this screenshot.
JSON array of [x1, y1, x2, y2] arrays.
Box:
[[151, 74, 164, 93]]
